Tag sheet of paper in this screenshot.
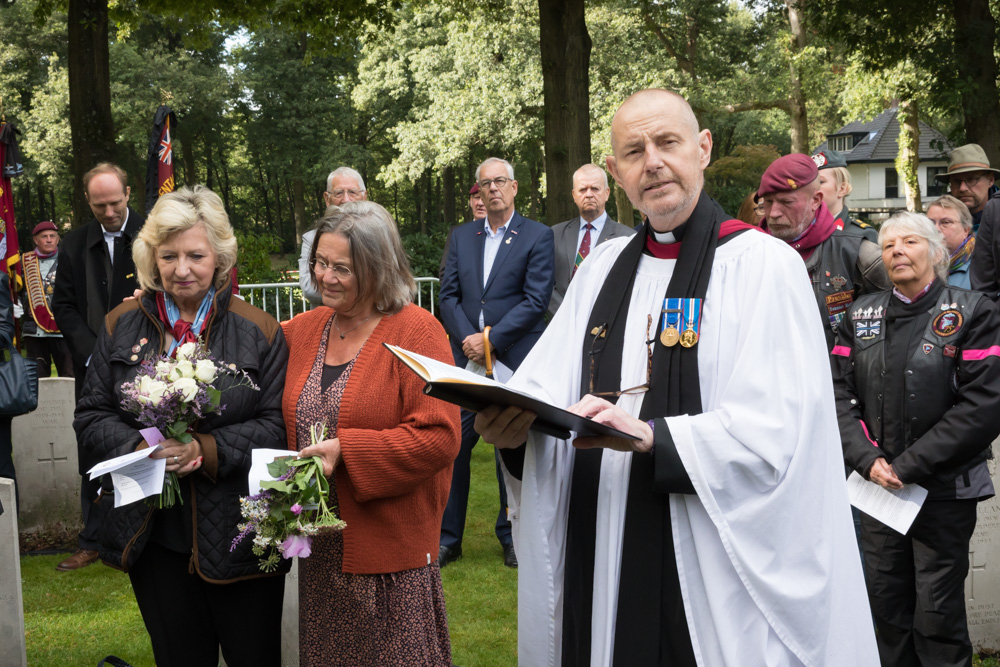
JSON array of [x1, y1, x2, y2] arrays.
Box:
[[249, 448, 298, 496], [87, 443, 162, 479], [110, 457, 166, 507], [847, 470, 928, 535]]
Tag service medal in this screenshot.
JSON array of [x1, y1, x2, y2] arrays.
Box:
[[660, 298, 684, 348], [660, 326, 680, 347], [679, 328, 699, 348]]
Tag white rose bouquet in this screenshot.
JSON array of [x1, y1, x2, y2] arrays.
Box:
[[119, 339, 258, 508]]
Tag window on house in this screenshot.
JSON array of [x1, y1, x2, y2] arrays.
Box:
[[829, 135, 854, 152], [926, 167, 948, 197], [885, 169, 899, 199]]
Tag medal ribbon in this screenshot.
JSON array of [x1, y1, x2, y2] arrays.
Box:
[[682, 298, 701, 335], [661, 298, 682, 340]]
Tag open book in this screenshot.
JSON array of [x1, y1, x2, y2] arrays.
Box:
[[385, 343, 639, 441]]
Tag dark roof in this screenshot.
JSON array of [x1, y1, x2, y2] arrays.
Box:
[[812, 106, 953, 163]]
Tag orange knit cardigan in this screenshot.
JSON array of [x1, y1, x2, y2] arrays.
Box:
[[282, 303, 461, 574]]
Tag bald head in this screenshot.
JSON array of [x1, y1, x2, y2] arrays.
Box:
[[572, 164, 611, 221], [606, 89, 712, 232], [611, 89, 700, 154]]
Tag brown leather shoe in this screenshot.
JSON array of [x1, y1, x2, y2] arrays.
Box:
[[55, 549, 99, 571]]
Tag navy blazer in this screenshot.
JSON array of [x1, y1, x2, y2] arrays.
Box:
[[439, 211, 554, 370]]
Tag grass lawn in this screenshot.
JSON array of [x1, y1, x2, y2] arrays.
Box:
[[21, 440, 517, 666], [20, 441, 1000, 667]]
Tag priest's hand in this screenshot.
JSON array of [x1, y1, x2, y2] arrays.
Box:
[[475, 405, 536, 449], [299, 437, 342, 477], [569, 395, 654, 454], [868, 457, 903, 490]]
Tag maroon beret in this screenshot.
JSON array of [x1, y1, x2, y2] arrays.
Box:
[[758, 154, 819, 197], [32, 221, 57, 236], [469, 183, 480, 195]]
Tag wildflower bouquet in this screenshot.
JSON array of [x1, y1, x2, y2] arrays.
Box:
[[120, 339, 258, 509], [231, 422, 347, 572]]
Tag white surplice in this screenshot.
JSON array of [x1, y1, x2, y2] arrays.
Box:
[[502, 229, 878, 667]]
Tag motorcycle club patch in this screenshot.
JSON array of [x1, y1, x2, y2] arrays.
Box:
[[932, 309, 963, 337]]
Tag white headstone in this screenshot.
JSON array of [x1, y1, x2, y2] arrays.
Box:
[[282, 558, 299, 667], [966, 441, 1000, 653], [11, 379, 80, 532], [0, 478, 27, 667]]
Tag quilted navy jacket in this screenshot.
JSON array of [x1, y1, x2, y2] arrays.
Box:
[[74, 285, 291, 581]]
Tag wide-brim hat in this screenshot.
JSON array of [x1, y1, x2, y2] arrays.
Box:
[[935, 143, 1000, 182]]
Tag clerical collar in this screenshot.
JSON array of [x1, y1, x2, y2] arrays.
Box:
[[893, 279, 936, 304], [649, 219, 688, 245]]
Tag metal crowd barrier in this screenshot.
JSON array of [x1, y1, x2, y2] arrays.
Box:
[[238, 277, 440, 322]]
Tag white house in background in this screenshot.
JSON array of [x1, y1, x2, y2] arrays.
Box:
[[812, 106, 953, 218]]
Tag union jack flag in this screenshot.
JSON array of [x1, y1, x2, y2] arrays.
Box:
[[856, 320, 881, 338], [158, 126, 172, 166]]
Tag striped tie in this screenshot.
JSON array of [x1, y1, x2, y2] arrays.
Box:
[[573, 223, 594, 277]]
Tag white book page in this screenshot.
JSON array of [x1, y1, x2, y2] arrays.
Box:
[[847, 471, 928, 535]]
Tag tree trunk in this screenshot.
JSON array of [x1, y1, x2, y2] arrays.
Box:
[[218, 144, 231, 212], [614, 183, 635, 227], [67, 0, 117, 226], [36, 177, 48, 221], [205, 137, 215, 191], [785, 0, 809, 154], [419, 173, 429, 234], [538, 0, 592, 224], [952, 0, 1000, 167], [291, 169, 307, 245], [181, 138, 197, 186], [896, 100, 922, 212], [256, 158, 273, 229], [443, 166, 456, 225]]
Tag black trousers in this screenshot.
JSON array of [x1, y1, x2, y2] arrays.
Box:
[[861, 498, 979, 667], [74, 367, 101, 549], [0, 415, 16, 512], [440, 408, 512, 550], [129, 542, 285, 667], [24, 335, 74, 378]]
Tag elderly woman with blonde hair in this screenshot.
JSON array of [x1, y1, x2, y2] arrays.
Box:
[[282, 200, 460, 666], [75, 185, 289, 666], [831, 210, 1000, 666]]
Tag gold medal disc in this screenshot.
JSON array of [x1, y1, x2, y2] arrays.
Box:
[[660, 326, 680, 347], [679, 328, 699, 348]]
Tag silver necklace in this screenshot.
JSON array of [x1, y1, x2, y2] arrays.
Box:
[[333, 313, 373, 339]]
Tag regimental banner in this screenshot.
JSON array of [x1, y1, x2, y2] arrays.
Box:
[[22, 251, 59, 333], [145, 105, 178, 214], [0, 121, 22, 294]]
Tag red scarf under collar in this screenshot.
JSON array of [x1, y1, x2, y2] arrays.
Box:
[[763, 201, 837, 261]]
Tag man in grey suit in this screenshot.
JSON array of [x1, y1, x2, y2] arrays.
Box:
[[548, 164, 635, 317]]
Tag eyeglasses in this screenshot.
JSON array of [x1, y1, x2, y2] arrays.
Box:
[[950, 174, 986, 189], [328, 189, 365, 199], [588, 315, 653, 398], [310, 259, 353, 279], [753, 205, 766, 215], [933, 218, 960, 228], [478, 177, 511, 190]]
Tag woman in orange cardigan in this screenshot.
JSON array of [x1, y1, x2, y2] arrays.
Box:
[[282, 201, 461, 666]]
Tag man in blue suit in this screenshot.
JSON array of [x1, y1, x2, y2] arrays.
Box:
[[439, 157, 555, 568]]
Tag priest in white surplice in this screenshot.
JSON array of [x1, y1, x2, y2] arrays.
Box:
[[476, 89, 878, 667]]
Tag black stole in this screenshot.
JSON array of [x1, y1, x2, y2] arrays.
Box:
[[561, 191, 730, 666]]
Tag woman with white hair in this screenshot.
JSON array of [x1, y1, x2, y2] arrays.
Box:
[[927, 194, 975, 288], [831, 210, 1000, 667]]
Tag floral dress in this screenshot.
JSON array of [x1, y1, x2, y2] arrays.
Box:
[[296, 315, 451, 667]]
